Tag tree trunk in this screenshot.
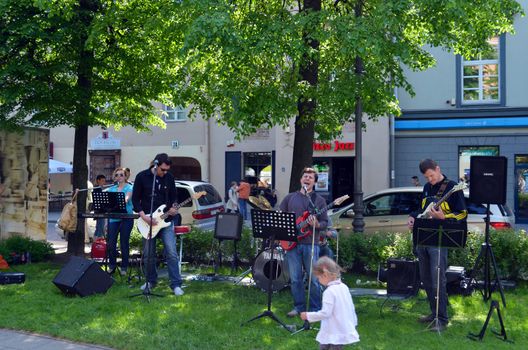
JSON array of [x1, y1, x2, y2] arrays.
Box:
[[288, 0, 321, 192], [67, 0, 97, 255]]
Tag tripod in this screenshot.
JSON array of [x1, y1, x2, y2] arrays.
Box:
[[130, 165, 163, 302], [467, 203, 509, 341], [242, 210, 297, 332], [468, 203, 506, 307]]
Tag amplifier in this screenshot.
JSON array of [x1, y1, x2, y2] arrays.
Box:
[[0, 272, 26, 285]]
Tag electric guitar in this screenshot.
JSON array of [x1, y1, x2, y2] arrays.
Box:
[[137, 191, 206, 239], [417, 182, 467, 219], [280, 194, 349, 251]]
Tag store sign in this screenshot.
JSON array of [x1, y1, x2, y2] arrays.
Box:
[[90, 132, 120, 150], [313, 140, 355, 152]]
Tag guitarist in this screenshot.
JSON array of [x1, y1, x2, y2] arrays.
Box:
[[280, 167, 328, 318], [131, 153, 184, 296], [407, 159, 467, 332]]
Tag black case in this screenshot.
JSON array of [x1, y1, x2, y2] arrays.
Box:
[[0, 272, 26, 285]]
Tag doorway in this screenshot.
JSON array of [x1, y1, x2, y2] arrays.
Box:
[[514, 155, 528, 224]]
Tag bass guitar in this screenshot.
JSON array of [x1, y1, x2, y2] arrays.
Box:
[[137, 191, 206, 239], [417, 182, 467, 219], [280, 194, 349, 251]]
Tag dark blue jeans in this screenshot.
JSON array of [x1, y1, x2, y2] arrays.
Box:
[[107, 219, 133, 270], [286, 244, 322, 312], [142, 223, 182, 289], [417, 246, 448, 324]]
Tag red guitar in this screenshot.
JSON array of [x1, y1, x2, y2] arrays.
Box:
[[279, 195, 349, 251]]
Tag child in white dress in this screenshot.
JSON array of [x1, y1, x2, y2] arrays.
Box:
[[301, 256, 359, 349]]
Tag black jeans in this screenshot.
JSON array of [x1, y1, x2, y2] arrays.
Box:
[[417, 246, 448, 324]]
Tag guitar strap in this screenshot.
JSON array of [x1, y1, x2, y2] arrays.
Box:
[[435, 178, 449, 199]]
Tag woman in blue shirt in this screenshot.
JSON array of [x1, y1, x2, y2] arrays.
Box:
[[107, 167, 134, 275]]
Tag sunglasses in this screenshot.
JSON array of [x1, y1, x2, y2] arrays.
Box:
[[114, 173, 125, 177], [159, 168, 170, 173]]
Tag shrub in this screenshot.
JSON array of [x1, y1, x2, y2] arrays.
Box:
[[0, 236, 55, 263]]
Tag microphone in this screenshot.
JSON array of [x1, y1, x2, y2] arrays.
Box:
[[153, 159, 159, 168], [302, 184, 309, 194]]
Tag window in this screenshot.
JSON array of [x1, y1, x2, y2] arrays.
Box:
[[460, 37, 502, 105], [164, 105, 187, 121]]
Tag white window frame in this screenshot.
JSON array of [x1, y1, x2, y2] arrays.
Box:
[[163, 105, 187, 122], [461, 37, 500, 105]]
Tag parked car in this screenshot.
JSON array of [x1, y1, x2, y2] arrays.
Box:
[[175, 180, 225, 231], [329, 187, 515, 235]]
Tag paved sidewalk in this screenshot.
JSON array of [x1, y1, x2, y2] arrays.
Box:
[[0, 329, 114, 350]]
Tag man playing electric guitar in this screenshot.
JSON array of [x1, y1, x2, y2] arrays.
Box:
[[132, 153, 184, 296], [407, 159, 467, 332], [279, 167, 328, 318]]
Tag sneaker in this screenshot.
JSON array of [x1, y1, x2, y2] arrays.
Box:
[[287, 309, 299, 318], [119, 269, 127, 276], [108, 266, 116, 275], [140, 282, 155, 291], [418, 314, 434, 323], [173, 286, 184, 296]]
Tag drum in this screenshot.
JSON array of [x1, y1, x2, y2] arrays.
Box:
[[252, 248, 290, 292]]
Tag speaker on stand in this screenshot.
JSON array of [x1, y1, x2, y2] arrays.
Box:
[[213, 212, 243, 276]]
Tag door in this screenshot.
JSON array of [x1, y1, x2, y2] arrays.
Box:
[[89, 150, 120, 184], [514, 155, 528, 224]]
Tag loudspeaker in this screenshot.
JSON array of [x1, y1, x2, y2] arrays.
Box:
[[470, 156, 507, 205], [214, 212, 243, 240], [386, 259, 419, 296], [53, 256, 113, 297]]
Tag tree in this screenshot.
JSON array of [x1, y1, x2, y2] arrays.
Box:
[[166, 0, 522, 230], [0, 0, 179, 254]]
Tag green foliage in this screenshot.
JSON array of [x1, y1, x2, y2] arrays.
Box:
[[0, 236, 55, 263]]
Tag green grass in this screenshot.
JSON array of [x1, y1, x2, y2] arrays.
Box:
[[1, 262, 527, 349]]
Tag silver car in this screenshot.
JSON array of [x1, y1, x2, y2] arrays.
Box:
[[329, 187, 515, 235], [175, 180, 225, 231]]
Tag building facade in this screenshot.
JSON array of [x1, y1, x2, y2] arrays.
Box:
[[394, 0, 528, 223]]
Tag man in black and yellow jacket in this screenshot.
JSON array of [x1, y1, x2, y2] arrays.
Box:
[[408, 159, 467, 332]]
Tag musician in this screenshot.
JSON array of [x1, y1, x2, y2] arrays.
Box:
[[93, 174, 107, 238], [106, 168, 133, 276], [407, 159, 467, 332], [280, 167, 327, 317], [132, 153, 184, 296]]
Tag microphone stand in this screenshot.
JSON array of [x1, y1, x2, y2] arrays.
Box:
[[292, 186, 320, 335], [130, 163, 163, 301]]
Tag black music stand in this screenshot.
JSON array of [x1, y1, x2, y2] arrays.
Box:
[[413, 218, 467, 333], [242, 209, 297, 332], [92, 191, 127, 213]]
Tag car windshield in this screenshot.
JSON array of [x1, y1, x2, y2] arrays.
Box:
[[194, 184, 222, 205]]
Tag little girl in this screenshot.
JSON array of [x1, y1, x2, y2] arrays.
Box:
[[301, 256, 359, 349]]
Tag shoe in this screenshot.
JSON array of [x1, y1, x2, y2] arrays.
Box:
[[108, 266, 116, 275], [140, 282, 155, 291], [287, 309, 299, 318], [429, 323, 447, 332], [418, 314, 434, 323], [174, 287, 184, 296], [119, 269, 127, 276]]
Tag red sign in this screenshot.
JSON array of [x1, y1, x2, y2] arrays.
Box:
[[313, 141, 355, 152]]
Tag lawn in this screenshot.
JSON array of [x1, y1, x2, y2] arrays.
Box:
[[0, 261, 527, 350]]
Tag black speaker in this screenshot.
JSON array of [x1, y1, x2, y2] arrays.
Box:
[[214, 212, 243, 240], [469, 156, 507, 205], [386, 259, 419, 296], [53, 256, 113, 297]]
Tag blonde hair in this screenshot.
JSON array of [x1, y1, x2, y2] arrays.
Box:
[[313, 256, 343, 279], [112, 167, 129, 181]]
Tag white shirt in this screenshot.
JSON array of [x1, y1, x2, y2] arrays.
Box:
[[306, 279, 360, 345]]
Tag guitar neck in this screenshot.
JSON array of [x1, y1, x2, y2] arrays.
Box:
[[160, 197, 193, 220]]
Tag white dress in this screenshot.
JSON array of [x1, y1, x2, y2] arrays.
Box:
[[306, 279, 360, 345], [226, 187, 238, 211]]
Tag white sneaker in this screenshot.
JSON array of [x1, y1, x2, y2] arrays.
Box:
[[173, 286, 184, 296], [140, 282, 155, 291]]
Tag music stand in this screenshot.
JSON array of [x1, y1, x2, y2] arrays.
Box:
[[413, 218, 467, 333], [242, 209, 297, 332], [92, 191, 127, 213]]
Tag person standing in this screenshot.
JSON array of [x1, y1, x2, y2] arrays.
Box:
[[132, 153, 184, 296], [301, 257, 360, 349], [93, 174, 107, 238], [280, 167, 327, 317], [237, 179, 250, 220], [106, 168, 133, 276], [411, 175, 421, 187], [226, 181, 239, 213], [407, 158, 467, 332]]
